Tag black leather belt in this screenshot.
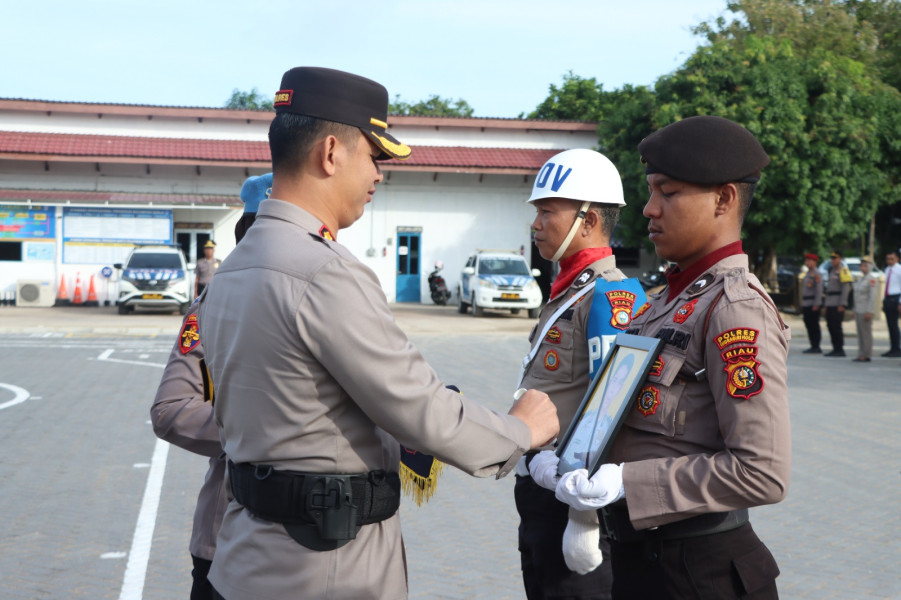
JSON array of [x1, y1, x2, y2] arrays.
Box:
[[599, 505, 749, 543], [802, 295, 815, 300], [826, 291, 841, 295]]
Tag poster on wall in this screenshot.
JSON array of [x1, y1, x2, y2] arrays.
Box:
[[0, 205, 56, 239], [62, 207, 173, 264]]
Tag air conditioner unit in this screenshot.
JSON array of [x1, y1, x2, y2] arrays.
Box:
[[16, 279, 55, 307]]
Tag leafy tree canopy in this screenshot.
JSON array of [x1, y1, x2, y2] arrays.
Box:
[[389, 94, 474, 117], [225, 88, 273, 111]]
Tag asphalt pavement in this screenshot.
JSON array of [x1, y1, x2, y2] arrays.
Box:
[[0, 302, 898, 599]]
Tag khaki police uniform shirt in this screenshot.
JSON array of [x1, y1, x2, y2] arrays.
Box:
[[854, 271, 880, 315], [610, 254, 791, 531], [520, 256, 629, 432], [150, 304, 227, 561], [824, 265, 852, 308], [194, 256, 221, 287], [198, 198, 531, 600], [800, 268, 823, 308]]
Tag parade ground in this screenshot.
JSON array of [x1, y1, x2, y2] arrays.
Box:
[[0, 303, 898, 599]]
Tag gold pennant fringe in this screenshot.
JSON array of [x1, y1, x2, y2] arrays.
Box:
[[399, 458, 446, 506]]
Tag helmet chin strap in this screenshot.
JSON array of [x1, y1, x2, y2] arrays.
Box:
[[550, 201, 591, 262]]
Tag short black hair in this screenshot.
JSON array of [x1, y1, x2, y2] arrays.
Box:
[[590, 203, 620, 239], [268, 113, 360, 173], [735, 182, 757, 224]]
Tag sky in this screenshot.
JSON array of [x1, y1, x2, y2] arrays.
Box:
[[1, 0, 731, 119]]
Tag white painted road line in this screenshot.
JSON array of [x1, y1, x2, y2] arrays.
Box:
[[0, 382, 30, 410]]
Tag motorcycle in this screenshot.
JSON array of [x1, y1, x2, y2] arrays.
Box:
[[640, 262, 668, 294], [428, 262, 452, 305]]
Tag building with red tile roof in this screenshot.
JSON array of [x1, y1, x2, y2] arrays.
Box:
[[0, 98, 599, 304]]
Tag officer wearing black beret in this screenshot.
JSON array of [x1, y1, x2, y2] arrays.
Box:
[[530, 115, 791, 599], [198, 67, 560, 600]]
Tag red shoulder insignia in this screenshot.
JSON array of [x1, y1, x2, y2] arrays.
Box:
[[637, 385, 660, 416], [633, 302, 651, 319], [606, 290, 637, 330], [648, 354, 665, 378], [318, 225, 335, 241], [722, 346, 764, 400], [179, 314, 200, 355], [673, 298, 698, 324]]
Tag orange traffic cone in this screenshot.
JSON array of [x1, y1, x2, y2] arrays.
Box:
[[56, 274, 70, 306], [72, 273, 84, 305], [85, 275, 99, 307]]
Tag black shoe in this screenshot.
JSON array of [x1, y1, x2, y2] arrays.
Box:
[[825, 350, 846, 357], [881, 350, 901, 358], [802, 347, 822, 354], [852, 357, 871, 362]]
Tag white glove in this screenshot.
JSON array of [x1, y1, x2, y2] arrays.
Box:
[[555, 463, 625, 511], [562, 508, 603, 574], [528, 450, 560, 491]]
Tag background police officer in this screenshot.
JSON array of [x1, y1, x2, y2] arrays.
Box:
[[193, 240, 220, 297], [824, 250, 852, 357], [530, 116, 791, 599], [800, 252, 823, 353]]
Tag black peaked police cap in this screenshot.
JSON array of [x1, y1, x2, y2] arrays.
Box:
[[638, 115, 769, 185], [274, 67, 411, 161]]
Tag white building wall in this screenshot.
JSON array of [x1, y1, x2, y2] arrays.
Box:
[[340, 172, 535, 302]]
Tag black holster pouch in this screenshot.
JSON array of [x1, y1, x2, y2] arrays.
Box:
[[227, 460, 400, 551]]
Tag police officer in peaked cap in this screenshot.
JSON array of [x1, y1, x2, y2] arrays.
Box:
[[528, 116, 791, 599], [197, 67, 560, 600]]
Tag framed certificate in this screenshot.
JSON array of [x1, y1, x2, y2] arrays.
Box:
[[556, 333, 664, 476]]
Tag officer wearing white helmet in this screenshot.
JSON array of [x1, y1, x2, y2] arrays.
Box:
[[514, 148, 646, 600]]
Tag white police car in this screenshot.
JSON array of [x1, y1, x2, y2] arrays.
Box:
[[458, 251, 543, 318], [114, 245, 192, 315]]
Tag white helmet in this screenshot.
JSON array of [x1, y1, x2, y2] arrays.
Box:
[[527, 149, 625, 206]]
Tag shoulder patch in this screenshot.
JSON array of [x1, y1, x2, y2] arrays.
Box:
[[573, 268, 595, 288], [605, 290, 638, 330], [722, 346, 764, 400], [179, 314, 200, 355], [715, 328, 759, 350]]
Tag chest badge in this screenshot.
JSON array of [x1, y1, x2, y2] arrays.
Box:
[[544, 349, 560, 371], [686, 274, 712, 295], [637, 385, 660, 416], [318, 225, 335, 241], [648, 354, 665, 378], [179, 314, 200, 355], [673, 298, 699, 324], [544, 326, 562, 345], [606, 290, 637, 330]]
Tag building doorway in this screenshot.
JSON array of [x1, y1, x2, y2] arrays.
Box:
[[395, 227, 421, 302]]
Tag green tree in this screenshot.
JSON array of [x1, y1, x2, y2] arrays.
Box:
[[388, 94, 474, 117], [528, 72, 606, 121], [225, 88, 274, 111]]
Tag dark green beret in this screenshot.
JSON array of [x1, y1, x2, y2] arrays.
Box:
[[638, 115, 769, 185]]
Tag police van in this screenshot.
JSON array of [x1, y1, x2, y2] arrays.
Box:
[[458, 250, 543, 318], [114, 244, 192, 315]]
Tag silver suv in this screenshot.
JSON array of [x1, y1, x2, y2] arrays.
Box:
[[114, 245, 191, 315]]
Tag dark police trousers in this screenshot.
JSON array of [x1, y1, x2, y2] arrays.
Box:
[[825, 306, 844, 352], [884, 294, 900, 352], [515, 476, 612, 600], [610, 523, 780, 599], [802, 306, 821, 349]]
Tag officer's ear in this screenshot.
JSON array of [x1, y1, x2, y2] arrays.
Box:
[[311, 135, 341, 176], [713, 183, 739, 218]]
